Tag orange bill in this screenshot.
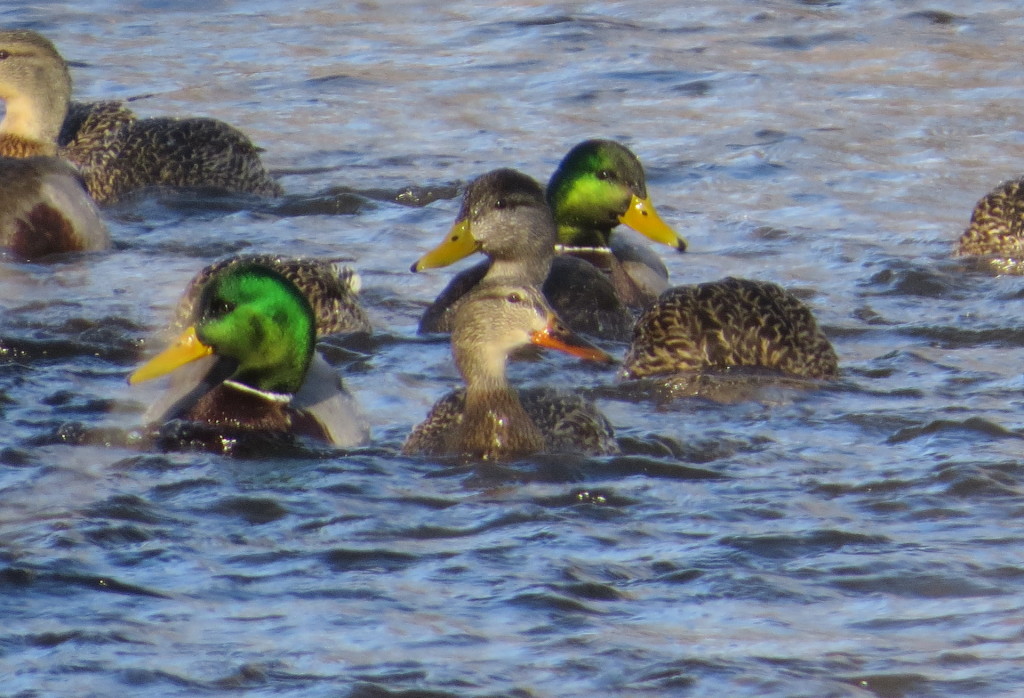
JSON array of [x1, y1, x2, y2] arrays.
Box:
[[619, 194, 688, 252], [530, 315, 615, 364], [128, 326, 214, 385], [410, 219, 479, 271]]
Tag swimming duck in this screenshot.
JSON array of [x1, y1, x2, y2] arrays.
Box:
[[402, 282, 618, 460], [0, 31, 109, 258], [548, 139, 688, 307], [172, 253, 371, 337], [413, 168, 635, 341], [129, 262, 368, 448], [954, 177, 1024, 273], [621, 277, 839, 381], [0, 29, 281, 206]]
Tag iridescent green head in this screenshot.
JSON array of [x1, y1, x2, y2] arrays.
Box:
[[546, 139, 687, 252], [131, 264, 315, 395]]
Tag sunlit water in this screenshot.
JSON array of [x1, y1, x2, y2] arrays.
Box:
[[3, 1, 1024, 696]]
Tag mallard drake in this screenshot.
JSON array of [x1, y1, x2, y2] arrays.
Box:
[[0, 31, 109, 258], [0, 29, 281, 206], [129, 263, 368, 448], [413, 168, 635, 341], [172, 253, 371, 337], [621, 277, 839, 381], [954, 177, 1024, 273], [547, 139, 687, 307], [402, 282, 618, 460]]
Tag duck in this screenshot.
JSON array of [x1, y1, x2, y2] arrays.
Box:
[[402, 282, 619, 460], [413, 168, 636, 341], [0, 29, 281, 206], [620, 276, 839, 382], [547, 139, 688, 307], [0, 30, 109, 258], [129, 262, 368, 448], [171, 253, 371, 337], [954, 177, 1024, 273]]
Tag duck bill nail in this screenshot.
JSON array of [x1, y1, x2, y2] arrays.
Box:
[[531, 320, 613, 363], [619, 194, 688, 252], [411, 220, 478, 271], [128, 326, 214, 385]]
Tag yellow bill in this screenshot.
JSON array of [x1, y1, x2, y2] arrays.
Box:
[[129, 326, 214, 385], [410, 219, 479, 271], [619, 194, 688, 252]]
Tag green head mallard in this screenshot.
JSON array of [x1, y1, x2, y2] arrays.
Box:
[[546, 139, 686, 252]]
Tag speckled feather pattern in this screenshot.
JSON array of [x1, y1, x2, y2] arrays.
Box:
[[955, 178, 1024, 272], [173, 254, 371, 337], [59, 100, 282, 204], [402, 386, 617, 460], [622, 277, 838, 380]]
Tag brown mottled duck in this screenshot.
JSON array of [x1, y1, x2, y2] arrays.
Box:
[[621, 277, 839, 382], [954, 177, 1024, 274], [0, 29, 281, 206], [402, 282, 618, 461]]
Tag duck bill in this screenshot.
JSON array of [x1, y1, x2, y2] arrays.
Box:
[[530, 315, 614, 363], [411, 219, 479, 271], [128, 326, 214, 385], [619, 194, 688, 252]]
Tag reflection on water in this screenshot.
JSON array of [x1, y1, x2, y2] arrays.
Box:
[[4, 1, 1024, 695]]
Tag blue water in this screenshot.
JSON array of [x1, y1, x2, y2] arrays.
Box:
[[3, 1, 1024, 696]]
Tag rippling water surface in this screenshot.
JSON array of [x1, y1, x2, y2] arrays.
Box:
[[4, 1, 1024, 695]]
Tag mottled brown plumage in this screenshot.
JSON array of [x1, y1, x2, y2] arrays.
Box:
[[402, 386, 617, 460], [172, 254, 371, 337], [954, 178, 1024, 273], [60, 101, 283, 204], [622, 277, 838, 381], [0, 29, 280, 206], [403, 283, 618, 461]]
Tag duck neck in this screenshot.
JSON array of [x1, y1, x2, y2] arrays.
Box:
[[556, 220, 613, 250], [486, 252, 552, 287], [452, 348, 544, 459]]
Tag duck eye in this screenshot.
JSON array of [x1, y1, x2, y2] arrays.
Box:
[[209, 298, 235, 317], [493, 198, 506, 210], [596, 170, 612, 181], [506, 292, 523, 304], [0, 50, 9, 61]]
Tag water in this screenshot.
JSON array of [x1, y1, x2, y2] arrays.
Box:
[[3, 1, 1024, 695]]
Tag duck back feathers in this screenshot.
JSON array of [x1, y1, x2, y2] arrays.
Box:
[[60, 101, 283, 204], [622, 277, 838, 380], [955, 177, 1024, 267]]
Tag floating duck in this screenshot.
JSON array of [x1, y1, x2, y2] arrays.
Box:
[[548, 138, 687, 307], [403, 282, 618, 460], [954, 177, 1024, 273], [621, 277, 839, 381], [0, 29, 281, 205], [130, 262, 367, 448]]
